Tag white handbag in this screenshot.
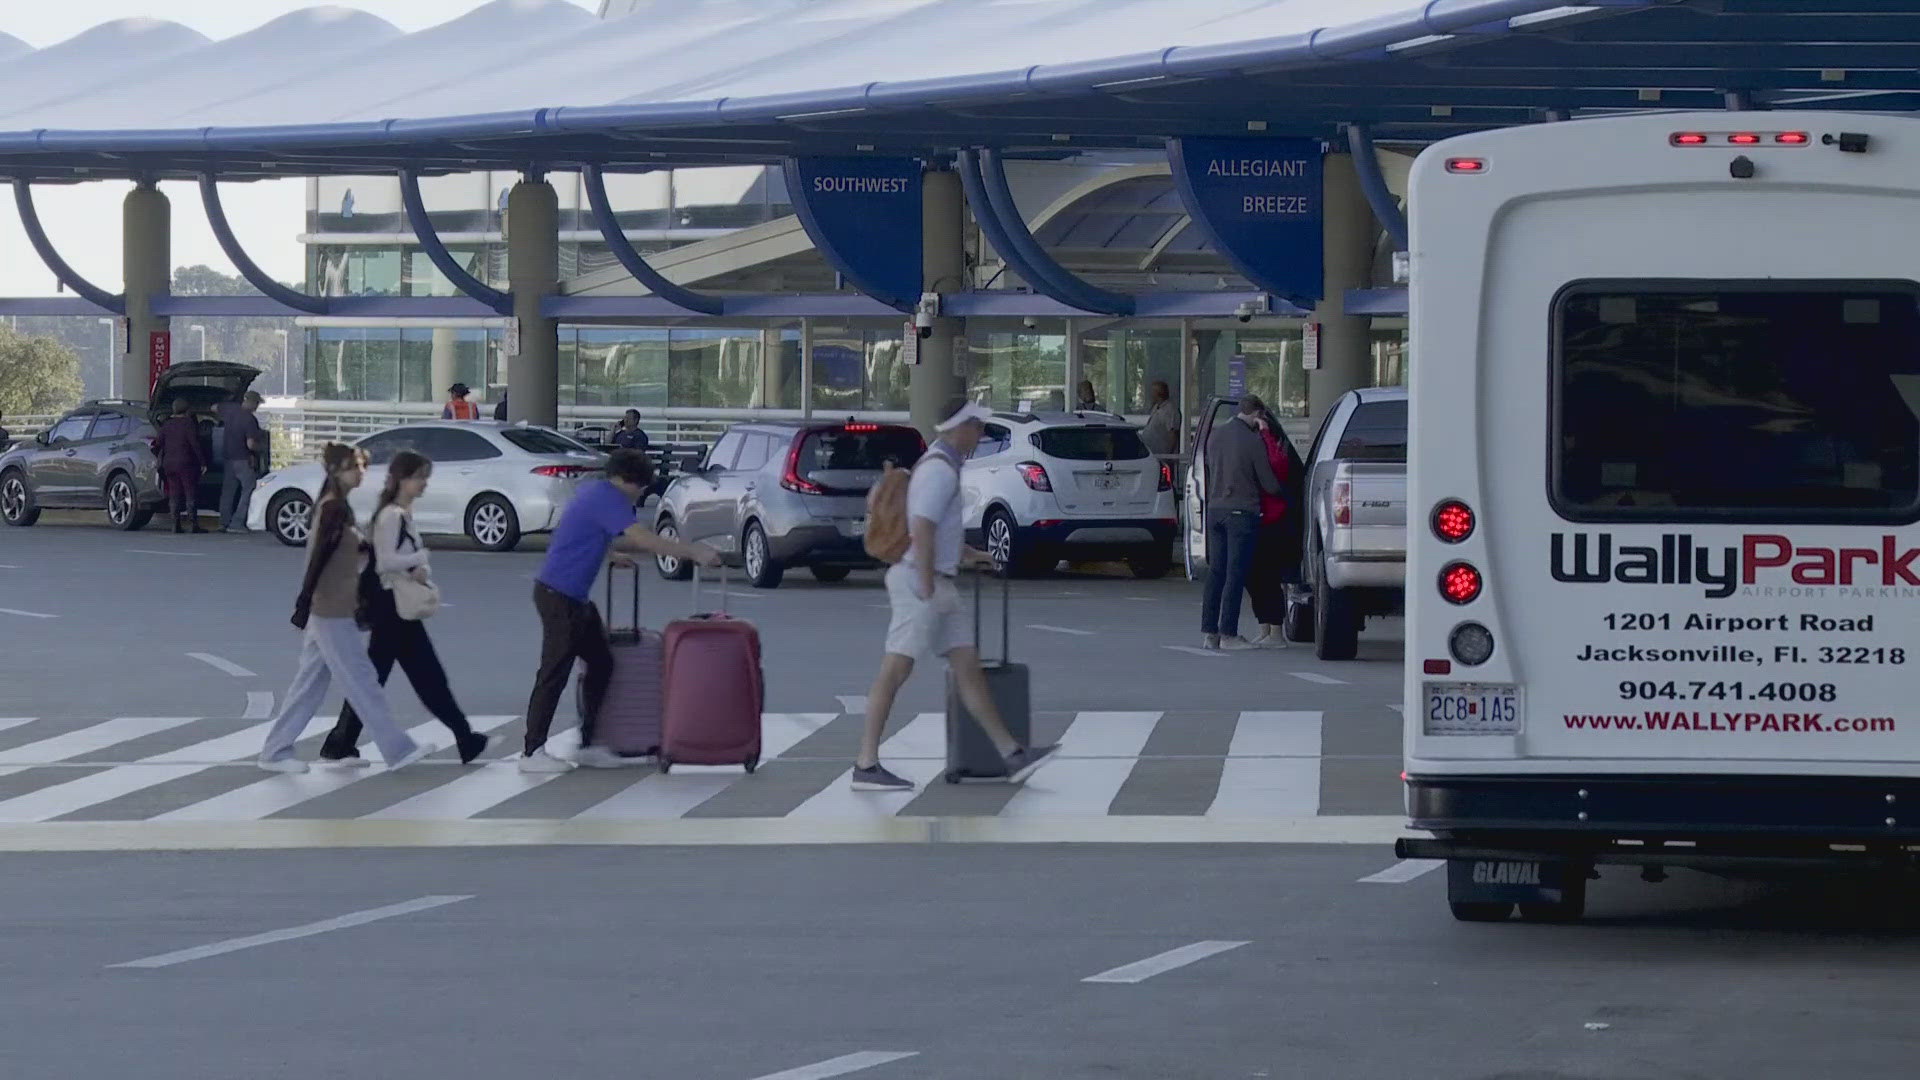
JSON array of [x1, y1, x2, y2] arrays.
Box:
[[388, 572, 440, 621]]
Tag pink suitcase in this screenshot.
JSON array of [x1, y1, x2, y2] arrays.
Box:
[[577, 564, 664, 757], [658, 568, 763, 773]]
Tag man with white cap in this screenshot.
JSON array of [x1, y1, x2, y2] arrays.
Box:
[[851, 396, 1059, 791]]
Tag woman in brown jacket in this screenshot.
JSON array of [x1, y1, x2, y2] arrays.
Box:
[[152, 398, 207, 533]]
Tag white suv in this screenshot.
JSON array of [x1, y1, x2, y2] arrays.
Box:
[[961, 412, 1177, 578]]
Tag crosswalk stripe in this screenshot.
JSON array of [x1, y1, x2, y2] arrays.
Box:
[[1208, 711, 1323, 818], [361, 728, 584, 820], [786, 713, 945, 818], [0, 717, 200, 765], [1225, 711, 1322, 758], [575, 713, 832, 820], [1000, 712, 1161, 817], [153, 717, 520, 822]]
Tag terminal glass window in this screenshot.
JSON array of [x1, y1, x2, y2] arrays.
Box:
[[1555, 282, 1920, 522]]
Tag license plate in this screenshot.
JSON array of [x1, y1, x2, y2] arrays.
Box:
[[1088, 475, 1122, 491], [1423, 682, 1521, 736]]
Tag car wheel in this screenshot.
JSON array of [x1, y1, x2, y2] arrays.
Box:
[[1312, 538, 1360, 661], [742, 521, 785, 589], [810, 565, 852, 583], [985, 509, 1038, 578], [0, 470, 39, 527], [654, 517, 693, 581], [1127, 544, 1172, 579], [1282, 589, 1315, 643], [105, 473, 151, 531], [466, 494, 521, 552], [267, 490, 313, 547]]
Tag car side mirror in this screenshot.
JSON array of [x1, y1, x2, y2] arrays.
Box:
[[35, 431, 52, 447]]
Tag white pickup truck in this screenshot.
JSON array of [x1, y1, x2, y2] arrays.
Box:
[[1285, 387, 1409, 660]]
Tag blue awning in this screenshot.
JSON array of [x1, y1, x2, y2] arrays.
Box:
[[0, 1, 1912, 180]]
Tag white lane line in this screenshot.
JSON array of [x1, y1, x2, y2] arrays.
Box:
[[1290, 672, 1347, 685], [1208, 711, 1322, 819], [836, 695, 868, 716], [0, 608, 57, 619], [244, 692, 274, 721], [1388, 704, 1404, 715], [749, 1051, 920, 1080], [1027, 624, 1094, 637], [788, 713, 944, 818], [1000, 712, 1159, 818], [1082, 940, 1251, 984], [0, 717, 201, 765], [575, 713, 832, 820], [109, 895, 471, 969], [128, 549, 208, 558], [1163, 645, 1227, 658], [155, 717, 519, 822], [188, 653, 257, 679], [0, 563, 20, 569], [1359, 859, 1444, 884]]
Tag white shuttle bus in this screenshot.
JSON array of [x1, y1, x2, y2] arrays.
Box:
[[1399, 112, 1920, 921]]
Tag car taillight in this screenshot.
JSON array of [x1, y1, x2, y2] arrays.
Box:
[[782, 435, 824, 495], [844, 423, 879, 433], [1157, 461, 1173, 491], [531, 465, 594, 478], [1444, 157, 1486, 173], [1440, 562, 1482, 605], [1431, 500, 1474, 543], [1016, 462, 1052, 492], [1332, 480, 1351, 526]]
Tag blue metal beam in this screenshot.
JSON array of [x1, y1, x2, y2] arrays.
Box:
[[1346, 124, 1408, 252], [13, 181, 123, 314], [200, 174, 329, 315], [959, 150, 1134, 317], [581, 166, 723, 316], [399, 168, 510, 314]]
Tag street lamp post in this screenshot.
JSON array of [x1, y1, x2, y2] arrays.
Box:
[[274, 329, 290, 396], [189, 324, 207, 362], [97, 317, 115, 399]]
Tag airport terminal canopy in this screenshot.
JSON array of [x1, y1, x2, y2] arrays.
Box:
[[0, 0, 1913, 182]]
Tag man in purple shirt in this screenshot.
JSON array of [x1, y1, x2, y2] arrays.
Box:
[[520, 450, 720, 773]]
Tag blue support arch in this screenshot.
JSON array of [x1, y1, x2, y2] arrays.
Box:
[[781, 156, 923, 313], [1346, 124, 1408, 252], [13, 180, 124, 314], [200, 174, 329, 314], [959, 150, 1134, 317], [581, 166, 723, 316], [399, 169, 510, 313]]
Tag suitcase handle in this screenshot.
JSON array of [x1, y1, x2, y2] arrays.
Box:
[[691, 563, 731, 616], [604, 559, 642, 632], [971, 566, 1012, 665]]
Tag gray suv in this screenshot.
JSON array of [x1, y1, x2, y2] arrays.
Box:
[[0, 362, 262, 531], [652, 420, 925, 588]]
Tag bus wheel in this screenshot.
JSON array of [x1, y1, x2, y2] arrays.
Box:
[[1516, 873, 1589, 923], [1449, 901, 1513, 922]]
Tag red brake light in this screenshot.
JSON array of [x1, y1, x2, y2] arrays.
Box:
[[1776, 131, 1810, 145], [1444, 157, 1486, 174], [531, 464, 594, 479], [1423, 659, 1453, 675], [1729, 132, 1762, 146], [1671, 132, 1709, 146], [781, 435, 825, 495], [1158, 461, 1173, 492], [1431, 500, 1475, 544], [1015, 462, 1052, 492], [1440, 562, 1482, 605], [844, 423, 879, 433], [1332, 480, 1351, 526]]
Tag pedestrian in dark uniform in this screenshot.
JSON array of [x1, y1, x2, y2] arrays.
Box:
[[154, 398, 207, 534]]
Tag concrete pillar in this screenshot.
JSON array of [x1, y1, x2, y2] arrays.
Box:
[[506, 178, 559, 426], [757, 327, 781, 408], [123, 183, 170, 400], [1063, 318, 1081, 410], [1307, 153, 1378, 419], [429, 327, 459, 403], [911, 167, 967, 434]]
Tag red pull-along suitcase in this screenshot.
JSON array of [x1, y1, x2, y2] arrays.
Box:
[[658, 567, 763, 773]]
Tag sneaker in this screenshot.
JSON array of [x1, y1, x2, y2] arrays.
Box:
[[1219, 635, 1259, 652], [850, 764, 915, 791], [1002, 743, 1060, 784], [455, 732, 490, 766], [518, 748, 575, 774], [1201, 633, 1221, 650], [317, 755, 371, 769], [257, 756, 309, 774], [386, 742, 436, 772], [1250, 625, 1284, 646], [574, 744, 650, 769]]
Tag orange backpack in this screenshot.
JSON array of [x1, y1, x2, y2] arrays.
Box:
[[863, 462, 913, 564]]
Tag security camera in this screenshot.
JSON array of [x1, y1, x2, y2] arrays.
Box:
[[914, 292, 941, 340], [1021, 316, 1038, 330], [1234, 300, 1259, 324]]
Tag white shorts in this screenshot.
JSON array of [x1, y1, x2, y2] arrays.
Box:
[[883, 564, 974, 659]]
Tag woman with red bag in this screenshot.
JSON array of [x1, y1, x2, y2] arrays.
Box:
[[1243, 397, 1306, 646]]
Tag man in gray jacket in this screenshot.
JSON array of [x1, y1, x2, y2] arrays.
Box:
[[1200, 395, 1282, 649]]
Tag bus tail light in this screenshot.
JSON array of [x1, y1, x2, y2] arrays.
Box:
[[1440, 562, 1482, 605], [1449, 622, 1495, 666], [1332, 480, 1351, 526], [1016, 462, 1052, 492], [1431, 500, 1474, 543]]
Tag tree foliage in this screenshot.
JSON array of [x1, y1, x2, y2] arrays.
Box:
[[0, 326, 84, 417]]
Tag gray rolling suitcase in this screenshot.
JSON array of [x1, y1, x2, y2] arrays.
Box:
[[943, 571, 1031, 783], [577, 563, 664, 757]]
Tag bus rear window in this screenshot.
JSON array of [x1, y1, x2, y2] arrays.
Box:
[[1554, 283, 1920, 522]]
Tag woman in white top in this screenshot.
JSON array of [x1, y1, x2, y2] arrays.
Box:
[[318, 449, 489, 766]]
